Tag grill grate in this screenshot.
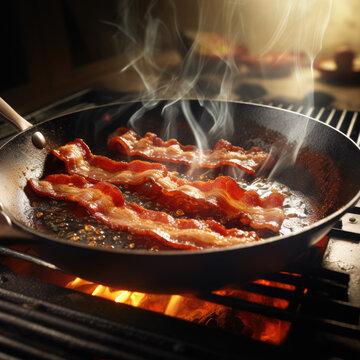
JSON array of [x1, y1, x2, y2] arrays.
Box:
[[0, 247, 359, 359], [0, 270, 225, 360], [0, 263, 286, 360], [248, 99, 360, 146], [0, 254, 358, 360]]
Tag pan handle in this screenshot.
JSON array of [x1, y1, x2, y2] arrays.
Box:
[[0, 97, 46, 149], [0, 245, 62, 272]]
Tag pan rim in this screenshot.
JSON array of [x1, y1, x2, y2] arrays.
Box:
[[1, 98, 360, 150], [1, 99, 359, 256]]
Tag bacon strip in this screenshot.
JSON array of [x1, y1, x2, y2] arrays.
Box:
[[108, 127, 273, 176], [29, 174, 260, 250], [53, 139, 285, 233]]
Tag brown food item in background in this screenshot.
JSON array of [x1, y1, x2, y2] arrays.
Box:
[[334, 46, 355, 71], [238, 52, 295, 77], [315, 46, 360, 84]]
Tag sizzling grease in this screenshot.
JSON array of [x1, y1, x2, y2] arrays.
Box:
[[29, 174, 319, 250]]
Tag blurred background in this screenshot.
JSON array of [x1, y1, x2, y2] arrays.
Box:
[[1, 0, 359, 115]]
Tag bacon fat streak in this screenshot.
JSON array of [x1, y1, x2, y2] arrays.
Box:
[[29, 174, 260, 250], [53, 139, 285, 233], [108, 127, 273, 176]]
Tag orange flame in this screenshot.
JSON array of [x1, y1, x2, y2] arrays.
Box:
[[3, 253, 298, 346], [64, 276, 294, 345], [66, 277, 147, 307]]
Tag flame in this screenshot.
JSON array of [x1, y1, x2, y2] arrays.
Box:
[[3, 253, 301, 346], [164, 295, 183, 316], [64, 275, 296, 345], [66, 277, 147, 307]]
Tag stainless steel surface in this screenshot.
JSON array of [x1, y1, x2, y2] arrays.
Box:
[[0, 97, 33, 132], [0, 98, 46, 149]]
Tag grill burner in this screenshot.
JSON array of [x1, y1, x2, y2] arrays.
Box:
[[0, 242, 359, 359], [0, 89, 359, 359]]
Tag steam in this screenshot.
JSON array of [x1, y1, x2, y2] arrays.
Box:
[[107, 0, 246, 150], [106, 0, 332, 177], [248, 0, 333, 174]]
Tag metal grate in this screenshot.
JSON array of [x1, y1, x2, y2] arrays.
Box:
[[0, 274, 226, 360], [249, 100, 360, 146], [0, 245, 359, 359], [0, 260, 294, 360]]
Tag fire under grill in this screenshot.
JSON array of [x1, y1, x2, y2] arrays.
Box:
[[0, 240, 359, 359], [0, 90, 359, 359]]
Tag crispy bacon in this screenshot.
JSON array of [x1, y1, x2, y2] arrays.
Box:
[[29, 174, 260, 250], [52, 139, 285, 233], [108, 127, 273, 176]]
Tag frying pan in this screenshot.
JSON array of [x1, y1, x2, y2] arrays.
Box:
[[0, 98, 359, 293]]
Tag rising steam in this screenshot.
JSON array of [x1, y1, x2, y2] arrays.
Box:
[[105, 0, 332, 176]]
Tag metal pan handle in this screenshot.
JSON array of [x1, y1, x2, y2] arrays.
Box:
[[0, 245, 62, 272], [0, 97, 46, 149]]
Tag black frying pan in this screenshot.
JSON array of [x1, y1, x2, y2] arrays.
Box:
[[0, 99, 359, 293]]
